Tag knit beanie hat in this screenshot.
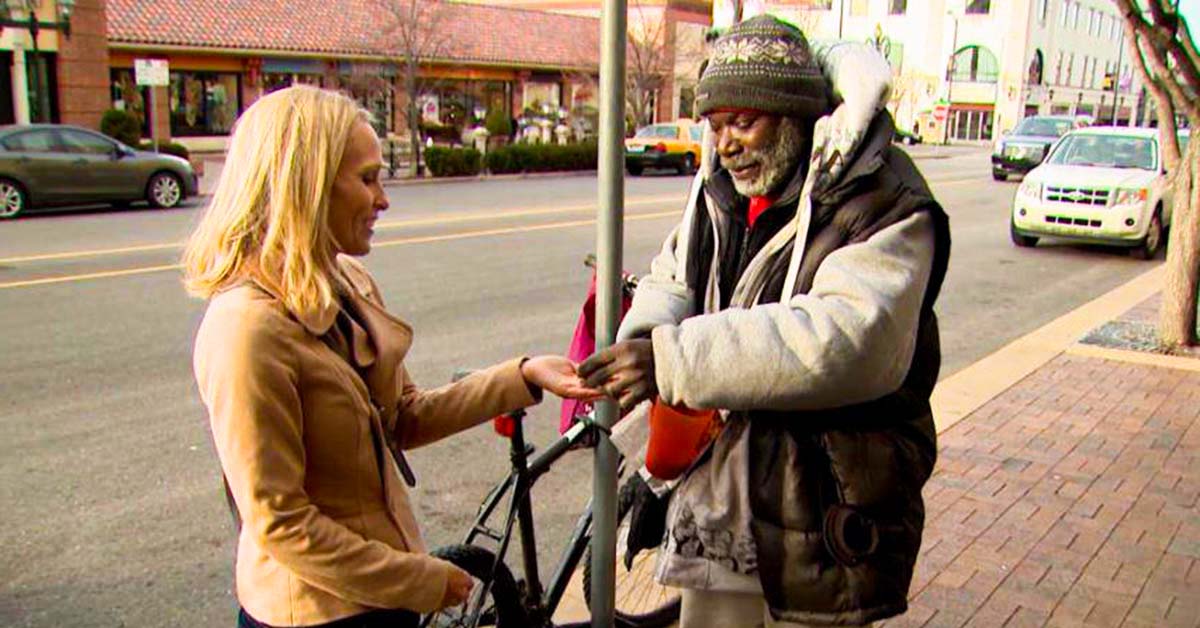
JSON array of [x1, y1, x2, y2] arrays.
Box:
[[696, 15, 830, 119]]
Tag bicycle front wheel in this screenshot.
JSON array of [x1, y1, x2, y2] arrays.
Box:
[[582, 478, 682, 628], [423, 545, 526, 628]]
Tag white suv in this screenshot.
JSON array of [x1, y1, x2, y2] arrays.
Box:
[[1010, 126, 1188, 259]]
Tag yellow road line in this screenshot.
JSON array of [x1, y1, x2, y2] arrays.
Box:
[[0, 177, 984, 266], [0, 210, 681, 290], [0, 242, 184, 264], [0, 264, 184, 290], [0, 195, 685, 266]]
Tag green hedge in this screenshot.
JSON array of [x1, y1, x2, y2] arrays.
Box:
[[424, 146, 483, 177], [138, 141, 190, 161], [101, 109, 142, 147], [485, 141, 598, 175]]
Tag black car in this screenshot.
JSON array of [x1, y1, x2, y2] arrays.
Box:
[[991, 115, 1083, 181]]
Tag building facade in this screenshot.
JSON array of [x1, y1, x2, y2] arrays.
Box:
[[459, 0, 713, 125], [2, 0, 109, 129], [103, 0, 603, 155], [3, 0, 605, 157], [759, 0, 1146, 142]]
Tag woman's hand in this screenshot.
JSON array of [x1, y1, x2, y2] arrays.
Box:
[[439, 565, 474, 608], [521, 355, 605, 400]]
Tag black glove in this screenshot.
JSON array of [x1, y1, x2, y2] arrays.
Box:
[[623, 473, 670, 571]]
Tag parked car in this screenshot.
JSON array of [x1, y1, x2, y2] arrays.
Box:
[[0, 124, 198, 218], [625, 120, 702, 175], [1010, 126, 1188, 259], [893, 127, 923, 145], [991, 115, 1086, 181]]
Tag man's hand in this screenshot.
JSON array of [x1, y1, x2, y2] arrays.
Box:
[[520, 355, 605, 401], [577, 339, 657, 412], [438, 565, 474, 608]]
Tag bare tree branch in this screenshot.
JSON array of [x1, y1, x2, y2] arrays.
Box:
[[1116, 0, 1200, 98], [626, 0, 669, 126], [375, 0, 453, 177]]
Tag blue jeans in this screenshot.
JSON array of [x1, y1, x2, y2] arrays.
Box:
[[238, 607, 418, 628]]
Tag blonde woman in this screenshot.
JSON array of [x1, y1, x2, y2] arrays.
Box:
[[185, 86, 598, 628]]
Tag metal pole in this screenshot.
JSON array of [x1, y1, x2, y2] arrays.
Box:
[[1112, 26, 1124, 126], [838, 0, 845, 39], [150, 87, 159, 153], [944, 15, 958, 145], [592, 0, 626, 626], [28, 14, 41, 123]]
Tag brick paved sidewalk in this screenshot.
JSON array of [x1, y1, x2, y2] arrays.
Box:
[[884, 353, 1200, 628]]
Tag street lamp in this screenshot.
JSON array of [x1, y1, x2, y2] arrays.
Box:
[[1, 0, 76, 123], [944, 9, 960, 145]]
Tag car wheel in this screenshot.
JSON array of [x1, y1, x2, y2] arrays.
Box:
[[992, 170, 1008, 181], [627, 164, 644, 176], [679, 153, 697, 175], [147, 172, 183, 209], [1130, 210, 1164, 260], [0, 178, 27, 219], [1010, 219, 1038, 247]]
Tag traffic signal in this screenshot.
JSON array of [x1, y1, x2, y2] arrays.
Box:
[[1103, 73, 1115, 90]]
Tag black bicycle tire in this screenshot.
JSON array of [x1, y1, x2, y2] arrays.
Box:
[[426, 544, 527, 628], [581, 478, 682, 627]]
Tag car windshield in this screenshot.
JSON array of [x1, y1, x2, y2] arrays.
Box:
[[635, 125, 678, 139], [1013, 118, 1073, 137], [1047, 134, 1157, 170]]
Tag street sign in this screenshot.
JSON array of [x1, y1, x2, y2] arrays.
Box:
[[134, 59, 169, 87], [933, 104, 949, 121]]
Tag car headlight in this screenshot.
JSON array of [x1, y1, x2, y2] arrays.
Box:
[[1019, 180, 1042, 200], [1113, 188, 1148, 205]]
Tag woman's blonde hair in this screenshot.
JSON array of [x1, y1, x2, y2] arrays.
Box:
[[182, 85, 370, 316]]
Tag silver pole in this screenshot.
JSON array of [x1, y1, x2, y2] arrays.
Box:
[[592, 0, 626, 625]]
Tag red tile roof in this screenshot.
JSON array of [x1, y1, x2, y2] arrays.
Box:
[[107, 0, 601, 70]]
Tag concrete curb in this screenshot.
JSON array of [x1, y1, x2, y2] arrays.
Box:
[[383, 170, 599, 187], [929, 264, 1165, 434]]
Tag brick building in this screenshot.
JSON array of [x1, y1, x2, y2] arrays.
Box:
[[5, 0, 603, 155], [458, 0, 713, 124], [104, 0, 602, 154]]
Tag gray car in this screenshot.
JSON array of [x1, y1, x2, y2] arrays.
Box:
[[0, 124, 198, 218]]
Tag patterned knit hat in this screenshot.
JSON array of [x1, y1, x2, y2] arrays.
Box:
[[696, 15, 830, 119]]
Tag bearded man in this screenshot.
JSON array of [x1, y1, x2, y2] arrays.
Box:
[[580, 16, 952, 628]]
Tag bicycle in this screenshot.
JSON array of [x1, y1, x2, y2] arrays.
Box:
[[423, 266, 681, 628]]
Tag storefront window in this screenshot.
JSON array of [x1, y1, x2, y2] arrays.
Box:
[[262, 72, 293, 94], [110, 69, 151, 137], [168, 71, 241, 136], [522, 81, 560, 114], [418, 80, 511, 139]]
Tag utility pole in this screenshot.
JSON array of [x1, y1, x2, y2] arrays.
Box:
[[944, 12, 959, 144], [838, 0, 846, 39], [1112, 25, 1124, 125]]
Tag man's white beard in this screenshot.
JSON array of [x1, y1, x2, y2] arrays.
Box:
[[722, 117, 805, 198]]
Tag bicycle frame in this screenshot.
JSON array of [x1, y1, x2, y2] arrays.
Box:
[[455, 411, 615, 627]]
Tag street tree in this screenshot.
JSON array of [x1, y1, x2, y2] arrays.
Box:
[[1115, 0, 1200, 350], [627, 1, 670, 129], [377, 0, 450, 177]]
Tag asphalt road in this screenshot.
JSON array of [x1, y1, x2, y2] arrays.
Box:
[[0, 146, 1162, 626]]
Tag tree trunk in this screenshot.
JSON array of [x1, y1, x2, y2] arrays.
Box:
[[408, 99, 422, 178], [1159, 143, 1200, 348], [406, 67, 422, 178]]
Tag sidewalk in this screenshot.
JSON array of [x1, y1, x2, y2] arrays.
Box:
[[557, 264, 1199, 627], [886, 266, 1200, 627]]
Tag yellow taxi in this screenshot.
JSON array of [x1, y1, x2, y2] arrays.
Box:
[[625, 120, 703, 175]]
